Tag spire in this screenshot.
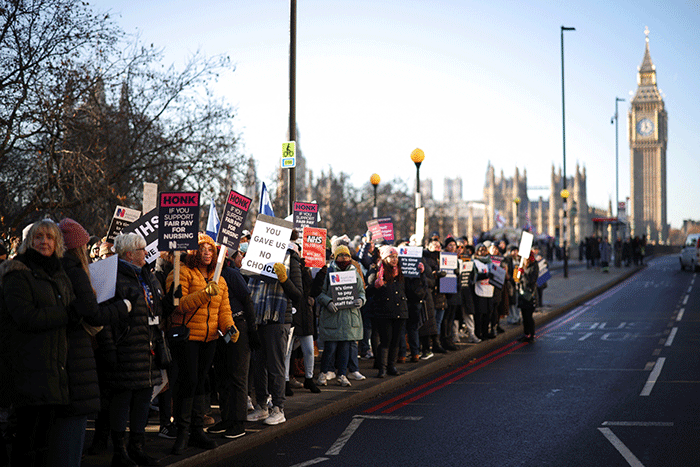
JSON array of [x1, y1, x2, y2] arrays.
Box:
[[634, 27, 660, 100], [639, 26, 655, 75]]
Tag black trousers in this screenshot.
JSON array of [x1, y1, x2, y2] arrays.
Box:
[[213, 319, 250, 423], [374, 317, 405, 368], [521, 303, 535, 336]]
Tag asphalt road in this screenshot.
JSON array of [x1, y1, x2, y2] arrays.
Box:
[[218, 255, 699, 467]]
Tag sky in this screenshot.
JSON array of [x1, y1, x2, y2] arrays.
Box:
[[90, 0, 699, 229]]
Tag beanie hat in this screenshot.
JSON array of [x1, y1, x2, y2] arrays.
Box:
[[443, 236, 457, 250], [59, 218, 90, 250], [199, 232, 217, 247], [333, 245, 351, 258], [379, 245, 398, 260]]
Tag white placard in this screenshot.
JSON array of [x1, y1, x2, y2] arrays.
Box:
[[240, 214, 294, 278], [518, 231, 534, 259], [143, 182, 158, 214], [88, 254, 118, 303]]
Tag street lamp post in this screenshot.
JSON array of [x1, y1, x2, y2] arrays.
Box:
[[370, 173, 380, 219], [513, 197, 521, 229], [561, 25, 575, 279], [612, 96, 625, 267], [410, 148, 425, 209]]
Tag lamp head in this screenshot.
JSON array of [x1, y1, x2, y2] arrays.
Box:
[[410, 148, 425, 166], [370, 173, 380, 186]]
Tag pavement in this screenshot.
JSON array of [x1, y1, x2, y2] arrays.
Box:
[[81, 258, 645, 467]]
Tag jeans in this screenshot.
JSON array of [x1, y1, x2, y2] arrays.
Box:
[[109, 387, 152, 433], [48, 415, 88, 467], [284, 334, 315, 380], [434, 307, 446, 337], [320, 340, 351, 376], [253, 323, 290, 409]]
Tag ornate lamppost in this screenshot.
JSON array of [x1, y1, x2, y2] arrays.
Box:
[[410, 148, 425, 209], [370, 173, 380, 218]]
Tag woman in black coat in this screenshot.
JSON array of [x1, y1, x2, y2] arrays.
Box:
[[47, 219, 130, 467], [518, 252, 539, 343], [96, 233, 164, 466], [366, 245, 408, 378], [0, 220, 74, 467]]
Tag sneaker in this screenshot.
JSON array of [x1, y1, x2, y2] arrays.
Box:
[[466, 335, 482, 344], [337, 375, 351, 387], [317, 372, 328, 386], [263, 406, 286, 425], [420, 351, 434, 360], [348, 371, 366, 381], [247, 396, 254, 411], [207, 420, 232, 434], [326, 371, 336, 381], [158, 423, 177, 439], [246, 405, 269, 422], [289, 378, 303, 389], [363, 350, 374, 359], [410, 354, 420, 363], [223, 423, 246, 439], [203, 414, 216, 426]]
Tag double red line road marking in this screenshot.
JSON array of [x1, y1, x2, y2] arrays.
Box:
[[364, 305, 591, 415]]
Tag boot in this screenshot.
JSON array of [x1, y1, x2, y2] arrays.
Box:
[[171, 427, 189, 455], [110, 430, 137, 467], [376, 348, 388, 378], [189, 395, 216, 450], [188, 426, 217, 450], [432, 335, 446, 353], [128, 432, 161, 466], [171, 395, 193, 455], [304, 377, 321, 393], [87, 411, 110, 455], [387, 364, 401, 376]]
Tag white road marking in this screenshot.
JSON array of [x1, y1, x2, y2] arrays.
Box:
[[676, 308, 685, 322], [682, 295, 689, 305], [665, 327, 677, 347], [290, 457, 330, 467], [602, 421, 674, 427], [640, 357, 666, 396], [325, 418, 364, 455], [598, 428, 645, 466], [578, 332, 594, 341], [687, 286, 693, 293]]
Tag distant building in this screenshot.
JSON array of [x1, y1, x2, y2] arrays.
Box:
[[628, 29, 668, 243]]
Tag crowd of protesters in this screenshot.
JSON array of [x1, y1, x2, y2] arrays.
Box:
[[0, 216, 575, 466]]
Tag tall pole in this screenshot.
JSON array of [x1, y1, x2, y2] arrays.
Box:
[[561, 25, 575, 278], [613, 97, 625, 266], [370, 173, 380, 219], [287, 0, 297, 217]]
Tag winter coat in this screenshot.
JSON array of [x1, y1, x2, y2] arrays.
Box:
[[366, 265, 408, 320], [60, 252, 128, 416], [291, 258, 322, 337], [423, 250, 447, 310], [0, 249, 73, 407], [519, 260, 539, 312], [166, 262, 234, 341], [96, 259, 163, 390], [316, 261, 365, 342], [221, 265, 256, 335], [418, 260, 438, 337]]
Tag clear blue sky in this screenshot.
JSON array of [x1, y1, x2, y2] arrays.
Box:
[[91, 0, 699, 229]]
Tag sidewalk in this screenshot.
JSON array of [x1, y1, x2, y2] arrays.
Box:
[[81, 261, 643, 467]]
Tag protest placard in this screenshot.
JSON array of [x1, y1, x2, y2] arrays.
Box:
[[439, 251, 458, 272], [293, 201, 318, 230], [302, 226, 327, 268], [366, 219, 383, 242], [377, 217, 394, 242], [328, 270, 359, 308], [460, 260, 474, 287], [217, 190, 252, 251], [121, 208, 159, 264], [489, 263, 506, 288], [143, 182, 158, 214], [88, 254, 118, 303], [158, 192, 200, 251], [439, 274, 458, 294], [397, 246, 423, 278], [518, 231, 534, 259], [106, 206, 141, 243], [537, 259, 551, 287], [240, 214, 294, 279]]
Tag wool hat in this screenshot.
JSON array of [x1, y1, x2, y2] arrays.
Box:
[[199, 232, 216, 247], [333, 244, 351, 258], [379, 245, 398, 260], [443, 236, 457, 250], [59, 218, 90, 250]]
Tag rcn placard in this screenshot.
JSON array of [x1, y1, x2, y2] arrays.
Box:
[[217, 190, 252, 250], [398, 246, 423, 278], [240, 214, 294, 279], [106, 205, 141, 243], [121, 208, 159, 264], [158, 192, 200, 251], [329, 270, 358, 309], [293, 201, 318, 230], [302, 226, 327, 268]]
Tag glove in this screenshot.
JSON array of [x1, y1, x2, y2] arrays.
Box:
[[374, 276, 384, 288], [204, 281, 220, 296], [227, 324, 240, 344], [248, 329, 262, 351], [327, 302, 338, 313], [173, 285, 183, 299], [437, 271, 447, 278], [353, 298, 364, 308], [273, 263, 288, 283]]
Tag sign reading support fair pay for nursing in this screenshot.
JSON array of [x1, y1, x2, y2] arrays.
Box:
[[241, 214, 293, 280], [329, 270, 358, 309], [158, 192, 200, 251], [217, 190, 252, 251]]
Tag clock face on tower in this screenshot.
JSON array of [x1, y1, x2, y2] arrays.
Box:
[[636, 118, 654, 137]]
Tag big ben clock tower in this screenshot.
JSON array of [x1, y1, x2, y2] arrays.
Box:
[[628, 28, 668, 243]]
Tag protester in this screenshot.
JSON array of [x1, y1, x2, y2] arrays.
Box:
[[0, 219, 74, 467], [165, 233, 236, 454], [473, 243, 494, 340], [518, 250, 539, 342], [316, 245, 365, 386], [247, 233, 302, 426], [505, 245, 521, 325], [367, 245, 408, 378], [423, 240, 447, 353], [441, 237, 460, 351], [93, 232, 164, 466], [51, 219, 130, 467], [599, 237, 612, 273]]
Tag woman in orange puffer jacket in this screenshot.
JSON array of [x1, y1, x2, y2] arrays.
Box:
[[166, 233, 236, 454]]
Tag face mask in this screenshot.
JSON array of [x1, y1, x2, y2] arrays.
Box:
[[335, 258, 351, 270]]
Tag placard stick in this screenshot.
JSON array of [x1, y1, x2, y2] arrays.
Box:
[[173, 251, 181, 306], [212, 245, 227, 283]]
